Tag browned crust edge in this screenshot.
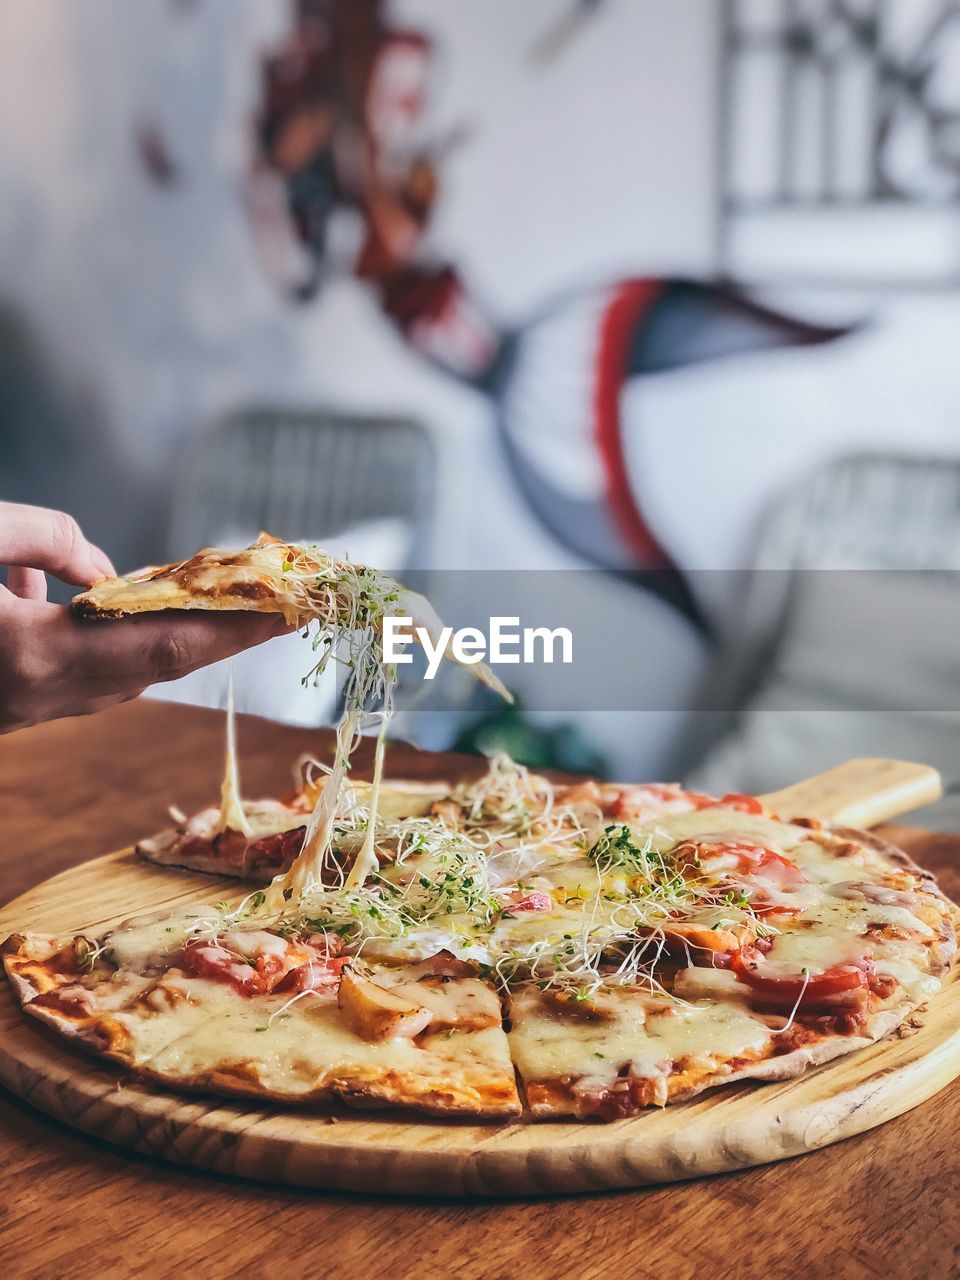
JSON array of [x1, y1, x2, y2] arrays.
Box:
[[71, 598, 282, 620], [15, 996, 521, 1119], [134, 831, 282, 884]]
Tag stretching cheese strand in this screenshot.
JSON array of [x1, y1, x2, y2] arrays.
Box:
[[346, 724, 388, 891], [217, 671, 252, 837]]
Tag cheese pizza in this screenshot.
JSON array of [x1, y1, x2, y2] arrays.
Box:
[[4, 757, 955, 1121]]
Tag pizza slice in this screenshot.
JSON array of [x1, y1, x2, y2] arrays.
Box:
[[2, 908, 520, 1118], [76, 531, 511, 902], [71, 533, 371, 624], [70, 531, 509, 701], [505, 819, 957, 1119], [137, 778, 451, 882]]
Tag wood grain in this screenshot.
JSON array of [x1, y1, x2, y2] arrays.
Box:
[[1, 703, 958, 1279], [759, 757, 943, 828]]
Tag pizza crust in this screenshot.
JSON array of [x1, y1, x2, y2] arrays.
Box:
[[519, 998, 937, 1120], [134, 828, 307, 883]]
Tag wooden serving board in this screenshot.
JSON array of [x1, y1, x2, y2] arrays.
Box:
[[1, 757, 957, 1198]]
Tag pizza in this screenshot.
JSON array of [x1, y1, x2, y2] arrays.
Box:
[[4, 533, 955, 1123], [4, 756, 956, 1122], [3, 923, 519, 1117]]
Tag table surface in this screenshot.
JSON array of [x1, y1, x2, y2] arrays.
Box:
[[1, 700, 958, 1280]]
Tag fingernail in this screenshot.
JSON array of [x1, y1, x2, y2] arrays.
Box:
[[91, 545, 116, 577]]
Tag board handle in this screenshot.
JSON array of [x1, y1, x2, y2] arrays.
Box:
[[758, 758, 942, 828]]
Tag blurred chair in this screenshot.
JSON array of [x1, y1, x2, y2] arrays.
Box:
[[167, 406, 436, 566], [149, 406, 436, 726], [688, 453, 960, 830]]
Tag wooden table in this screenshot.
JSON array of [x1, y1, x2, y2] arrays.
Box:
[[1, 701, 958, 1280]]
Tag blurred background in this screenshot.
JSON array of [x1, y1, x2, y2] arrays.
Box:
[[2, 0, 960, 820]]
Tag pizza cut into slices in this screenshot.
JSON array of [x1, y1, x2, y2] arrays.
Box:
[[2, 909, 520, 1118], [4, 751, 957, 1122], [137, 755, 746, 888]]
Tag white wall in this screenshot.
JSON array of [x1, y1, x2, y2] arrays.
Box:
[[0, 0, 721, 506]]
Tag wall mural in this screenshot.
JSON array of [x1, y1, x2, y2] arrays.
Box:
[[240, 0, 848, 632]]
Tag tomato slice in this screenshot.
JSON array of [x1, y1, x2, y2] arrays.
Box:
[[682, 791, 764, 814], [609, 783, 692, 819], [182, 939, 285, 995], [272, 956, 347, 994], [616, 783, 768, 814], [501, 891, 553, 914], [695, 840, 806, 889], [746, 896, 803, 919], [731, 945, 868, 1006], [716, 792, 764, 814], [609, 786, 763, 820]]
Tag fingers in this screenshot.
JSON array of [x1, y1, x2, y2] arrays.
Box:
[[0, 502, 116, 586], [67, 609, 291, 687], [90, 544, 117, 577], [7, 566, 48, 601], [0, 600, 291, 734]]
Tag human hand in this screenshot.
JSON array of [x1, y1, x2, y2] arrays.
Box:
[[0, 503, 286, 733]]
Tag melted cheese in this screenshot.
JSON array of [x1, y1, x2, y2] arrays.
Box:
[[388, 976, 501, 1028], [218, 930, 290, 960], [106, 907, 216, 971], [266, 707, 362, 908], [871, 958, 941, 1002], [76, 539, 293, 616], [181, 801, 303, 842], [363, 928, 491, 966], [217, 672, 252, 836], [346, 726, 386, 891], [641, 812, 814, 854], [758, 892, 940, 1004], [508, 987, 771, 1087], [115, 975, 515, 1102]]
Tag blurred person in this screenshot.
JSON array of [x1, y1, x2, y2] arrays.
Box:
[[0, 502, 285, 733]]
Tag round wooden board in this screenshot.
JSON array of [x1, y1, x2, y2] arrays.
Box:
[[2, 849, 959, 1198]]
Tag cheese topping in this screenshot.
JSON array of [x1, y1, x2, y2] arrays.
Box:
[[112, 972, 516, 1106], [508, 987, 772, 1088], [106, 908, 216, 971], [9, 761, 954, 1121], [50, 536, 957, 1117]]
